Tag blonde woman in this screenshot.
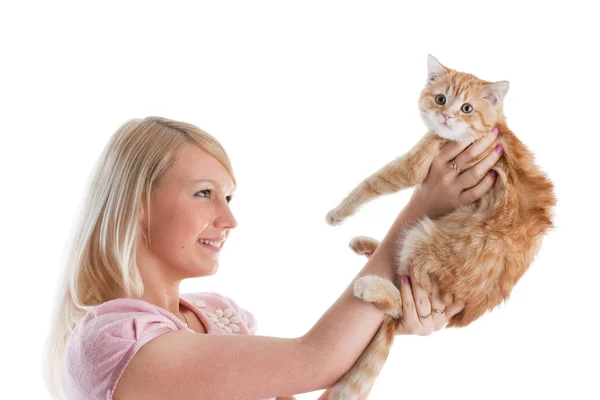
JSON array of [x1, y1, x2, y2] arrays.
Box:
[[42, 116, 501, 399]]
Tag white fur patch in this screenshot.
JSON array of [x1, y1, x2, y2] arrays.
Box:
[[397, 216, 436, 275]]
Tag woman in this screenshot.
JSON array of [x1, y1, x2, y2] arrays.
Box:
[[42, 116, 501, 399]]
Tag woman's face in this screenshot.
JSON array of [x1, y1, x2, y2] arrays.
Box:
[[138, 142, 237, 280]]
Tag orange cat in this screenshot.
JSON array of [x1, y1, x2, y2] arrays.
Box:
[[325, 55, 556, 399]]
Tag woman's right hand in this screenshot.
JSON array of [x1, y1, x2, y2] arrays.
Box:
[[395, 275, 465, 335], [407, 127, 503, 220]]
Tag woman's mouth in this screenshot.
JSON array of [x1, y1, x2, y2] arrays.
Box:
[[197, 238, 222, 252]]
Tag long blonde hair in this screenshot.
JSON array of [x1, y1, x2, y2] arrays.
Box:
[[41, 116, 236, 399]]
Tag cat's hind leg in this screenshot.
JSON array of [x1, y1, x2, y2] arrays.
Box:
[[349, 235, 380, 258]]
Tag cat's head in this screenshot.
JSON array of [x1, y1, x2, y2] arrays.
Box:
[[419, 54, 509, 142]]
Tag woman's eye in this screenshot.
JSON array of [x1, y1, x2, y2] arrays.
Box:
[[435, 94, 446, 105], [461, 103, 473, 113], [196, 189, 211, 198], [196, 190, 232, 204]]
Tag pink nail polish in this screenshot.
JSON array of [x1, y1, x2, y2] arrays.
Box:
[[495, 145, 503, 153], [489, 170, 497, 178], [402, 276, 409, 285], [492, 127, 499, 136]]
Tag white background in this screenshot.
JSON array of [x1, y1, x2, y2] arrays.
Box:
[[2, 1, 598, 399]]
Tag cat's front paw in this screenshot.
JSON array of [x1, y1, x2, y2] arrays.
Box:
[[353, 277, 375, 303], [326, 208, 346, 226], [354, 275, 403, 318]]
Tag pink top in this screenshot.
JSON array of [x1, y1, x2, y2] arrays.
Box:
[[61, 291, 275, 400]]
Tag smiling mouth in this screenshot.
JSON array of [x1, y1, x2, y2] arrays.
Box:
[[197, 238, 223, 252]]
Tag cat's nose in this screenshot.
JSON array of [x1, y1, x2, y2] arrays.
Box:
[[442, 113, 454, 121]]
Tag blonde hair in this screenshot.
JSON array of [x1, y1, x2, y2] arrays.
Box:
[[41, 116, 236, 399]]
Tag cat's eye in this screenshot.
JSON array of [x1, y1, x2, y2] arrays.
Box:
[[435, 94, 446, 105], [461, 103, 473, 114]]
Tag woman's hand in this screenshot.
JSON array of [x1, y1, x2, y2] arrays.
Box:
[[395, 275, 465, 335], [408, 127, 503, 220]]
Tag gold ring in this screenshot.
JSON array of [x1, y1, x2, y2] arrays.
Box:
[[450, 159, 461, 173], [432, 308, 445, 314], [418, 313, 431, 320]]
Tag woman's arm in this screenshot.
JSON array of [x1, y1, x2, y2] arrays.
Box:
[[302, 200, 427, 387], [113, 203, 428, 400]]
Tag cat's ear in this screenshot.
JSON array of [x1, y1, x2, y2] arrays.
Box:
[[483, 81, 510, 106], [427, 54, 447, 83]]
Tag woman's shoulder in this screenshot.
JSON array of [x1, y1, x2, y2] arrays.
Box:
[[78, 297, 189, 333], [62, 299, 186, 400]]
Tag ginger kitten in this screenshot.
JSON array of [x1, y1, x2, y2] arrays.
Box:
[[325, 55, 556, 399]]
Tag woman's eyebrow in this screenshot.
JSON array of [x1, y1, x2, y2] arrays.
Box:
[[188, 179, 236, 194], [188, 178, 217, 185]]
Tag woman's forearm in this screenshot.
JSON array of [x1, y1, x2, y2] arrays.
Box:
[[301, 201, 426, 389]]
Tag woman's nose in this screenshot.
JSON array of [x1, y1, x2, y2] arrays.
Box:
[[215, 203, 237, 229]]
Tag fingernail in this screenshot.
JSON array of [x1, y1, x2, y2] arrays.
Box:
[[402, 276, 409, 285], [495, 145, 503, 153], [489, 170, 497, 178], [492, 127, 499, 136]]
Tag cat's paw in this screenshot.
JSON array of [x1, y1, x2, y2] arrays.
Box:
[[355, 275, 403, 318], [326, 208, 346, 226], [353, 277, 375, 303], [349, 236, 380, 257], [354, 278, 370, 301]]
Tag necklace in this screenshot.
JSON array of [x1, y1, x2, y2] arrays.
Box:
[[179, 310, 190, 327]]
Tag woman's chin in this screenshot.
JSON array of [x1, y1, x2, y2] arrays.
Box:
[[188, 261, 219, 278]]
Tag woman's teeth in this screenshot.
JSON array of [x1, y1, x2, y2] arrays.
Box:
[[198, 239, 221, 248]]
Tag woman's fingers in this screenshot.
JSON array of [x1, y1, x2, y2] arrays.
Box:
[[457, 141, 503, 190], [396, 276, 466, 334], [411, 278, 433, 330], [398, 275, 420, 333], [430, 283, 448, 330], [444, 299, 466, 322], [438, 127, 498, 165], [453, 128, 499, 172], [438, 138, 474, 164], [459, 169, 498, 205], [399, 275, 434, 335]]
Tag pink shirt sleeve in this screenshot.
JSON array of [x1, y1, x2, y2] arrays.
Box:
[[61, 293, 271, 400], [61, 299, 186, 400]]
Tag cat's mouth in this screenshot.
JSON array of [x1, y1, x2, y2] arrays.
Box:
[[438, 121, 453, 131], [438, 116, 453, 128]]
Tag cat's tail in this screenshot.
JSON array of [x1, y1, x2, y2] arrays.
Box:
[[329, 316, 397, 399]]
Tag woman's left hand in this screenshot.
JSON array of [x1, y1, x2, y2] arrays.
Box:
[[395, 275, 465, 335]]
